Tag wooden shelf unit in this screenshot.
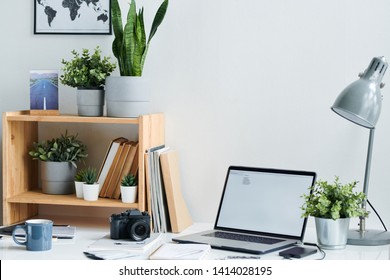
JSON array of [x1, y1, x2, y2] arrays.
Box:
[[2, 111, 164, 225]]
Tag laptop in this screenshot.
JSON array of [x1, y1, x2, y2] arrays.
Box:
[[172, 166, 316, 254]]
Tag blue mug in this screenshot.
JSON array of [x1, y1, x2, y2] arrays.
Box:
[[12, 219, 53, 251]]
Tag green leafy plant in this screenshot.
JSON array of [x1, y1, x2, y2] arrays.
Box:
[[29, 131, 88, 167], [81, 167, 98, 185], [121, 174, 137, 186], [111, 0, 169, 76], [60, 46, 116, 88], [301, 176, 369, 220]]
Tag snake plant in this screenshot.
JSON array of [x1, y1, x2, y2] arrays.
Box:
[[111, 0, 168, 76]]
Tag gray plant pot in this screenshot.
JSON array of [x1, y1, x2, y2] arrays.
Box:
[[77, 88, 105, 117], [315, 217, 350, 250], [105, 76, 150, 118], [40, 161, 76, 195]]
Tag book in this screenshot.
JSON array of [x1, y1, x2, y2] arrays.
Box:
[[160, 150, 193, 233], [149, 243, 211, 260], [112, 142, 139, 199], [145, 145, 170, 233], [84, 233, 164, 260], [106, 141, 132, 199], [99, 139, 127, 198], [97, 137, 128, 191]]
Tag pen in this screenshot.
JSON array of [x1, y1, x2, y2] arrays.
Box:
[[114, 241, 145, 245], [174, 249, 204, 258]]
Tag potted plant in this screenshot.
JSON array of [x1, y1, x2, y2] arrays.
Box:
[[29, 131, 88, 195], [301, 176, 368, 249], [74, 168, 87, 198], [120, 174, 138, 203], [81, 167, 100, 201], [60, 46, 116, 117], [105, 0, 169, 117]]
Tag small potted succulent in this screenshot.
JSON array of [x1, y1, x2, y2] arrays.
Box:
[[74, 168, 87, 198], [29, 131, 88, 195], [120, 174, 138, 203], [60, 46, 116, 117], [301, 176, 369, 249], [81, 167, 99, 201]]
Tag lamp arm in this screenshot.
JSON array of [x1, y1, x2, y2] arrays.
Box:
[[359, 128, 375, 232]]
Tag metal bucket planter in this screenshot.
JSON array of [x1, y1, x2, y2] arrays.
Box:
[[40, 161, 76, 194], [76, 88, 105, 117], [105, 76, 150, 118], [315, 217, 350, 250]]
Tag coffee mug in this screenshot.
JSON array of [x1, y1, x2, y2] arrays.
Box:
[[12, 219, 53, 251]]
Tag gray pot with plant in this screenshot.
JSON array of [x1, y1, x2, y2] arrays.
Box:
[[60, 46, 116, 117], [29, 131, 88, 195], [106, 0, 168, 117], [301, 176, 369, 249]]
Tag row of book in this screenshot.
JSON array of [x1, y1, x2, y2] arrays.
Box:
[[97, 137, 139, 200], [145, 146, 193, 233]]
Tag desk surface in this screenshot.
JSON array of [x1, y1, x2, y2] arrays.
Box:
[[1, 218, 389, 260]]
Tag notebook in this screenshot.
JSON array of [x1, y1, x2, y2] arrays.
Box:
[[149, 243, 211, 260], [172, 166, 316, 254]]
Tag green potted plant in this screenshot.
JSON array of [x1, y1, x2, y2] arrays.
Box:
[[81, 167, 100, 201], [74, 168, 87, 198], [60, 46, 116, 117], [29, 131, 88, 195], [105, 0, 169, 117], [120, 174, 138, 203], [301, 176, 368, 249]]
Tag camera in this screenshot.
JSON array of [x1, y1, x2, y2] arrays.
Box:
[[110, 209, 151, 241]]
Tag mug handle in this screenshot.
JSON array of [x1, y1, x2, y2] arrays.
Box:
[[12, 225, 27, 246]]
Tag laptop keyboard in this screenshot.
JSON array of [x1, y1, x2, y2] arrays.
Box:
[[208, 231, 284, 245]]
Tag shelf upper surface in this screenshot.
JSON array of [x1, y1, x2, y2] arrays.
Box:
[[4, 111, 141, 124], [7, 190, 137, 208]]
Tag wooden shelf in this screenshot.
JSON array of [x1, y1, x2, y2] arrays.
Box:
[[2, 111, 165, 225], [7, 190, 136, 208]]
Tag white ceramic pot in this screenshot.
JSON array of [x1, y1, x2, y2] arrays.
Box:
[[74, 181, 84, 198], [82, 183, 100, 201], [105, 76, 150, 117], [120, 185, 137, 203]]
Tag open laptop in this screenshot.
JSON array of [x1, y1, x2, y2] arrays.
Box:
[[172, 166, 316, 254]]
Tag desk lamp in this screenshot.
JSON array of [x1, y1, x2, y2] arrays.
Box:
[[331, 56, 390, 245]]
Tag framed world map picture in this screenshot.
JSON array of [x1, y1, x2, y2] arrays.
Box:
[[34, 0, 111, 35]]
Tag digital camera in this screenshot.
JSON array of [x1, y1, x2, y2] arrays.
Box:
[[110, 209, 151, 241]]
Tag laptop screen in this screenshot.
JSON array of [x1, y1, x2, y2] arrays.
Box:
[[215, 166, 316, 239]]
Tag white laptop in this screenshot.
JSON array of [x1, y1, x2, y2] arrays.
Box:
[[172, 166, 316, 254]]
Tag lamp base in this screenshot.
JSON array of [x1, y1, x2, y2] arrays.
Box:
[[347, 229, 390, 246]]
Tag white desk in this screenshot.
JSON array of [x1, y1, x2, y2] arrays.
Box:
[[1, 218, 389, 260]]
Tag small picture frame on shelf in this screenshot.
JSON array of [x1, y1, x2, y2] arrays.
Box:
[[29, 70, 59, 116], [34, 0, 111, 35]]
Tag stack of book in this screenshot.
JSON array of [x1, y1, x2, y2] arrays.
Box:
[[97, 137, 139, 200]]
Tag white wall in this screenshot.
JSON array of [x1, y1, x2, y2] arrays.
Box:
[[1, 0, 390, 230]]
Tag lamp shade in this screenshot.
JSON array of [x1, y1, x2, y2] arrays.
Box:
[[331, 56, 388, 128]]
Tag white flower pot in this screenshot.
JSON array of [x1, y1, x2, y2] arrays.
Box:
[[82, 183, 100, 201], [105, 76, 150, 117], [74, 181, 84, 198], [76, 88, 105, 117], [120, 185, 137, 203]]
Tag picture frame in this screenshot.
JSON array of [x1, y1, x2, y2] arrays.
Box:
[[29, 70, 59, 115], [34, 0, 111, 35]]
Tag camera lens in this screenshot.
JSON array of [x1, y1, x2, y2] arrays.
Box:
[[128, 220, 150, 241]]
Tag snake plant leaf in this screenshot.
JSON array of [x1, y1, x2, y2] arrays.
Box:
[[148, 0, 169, 44], [111, 0, 124, 65]]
